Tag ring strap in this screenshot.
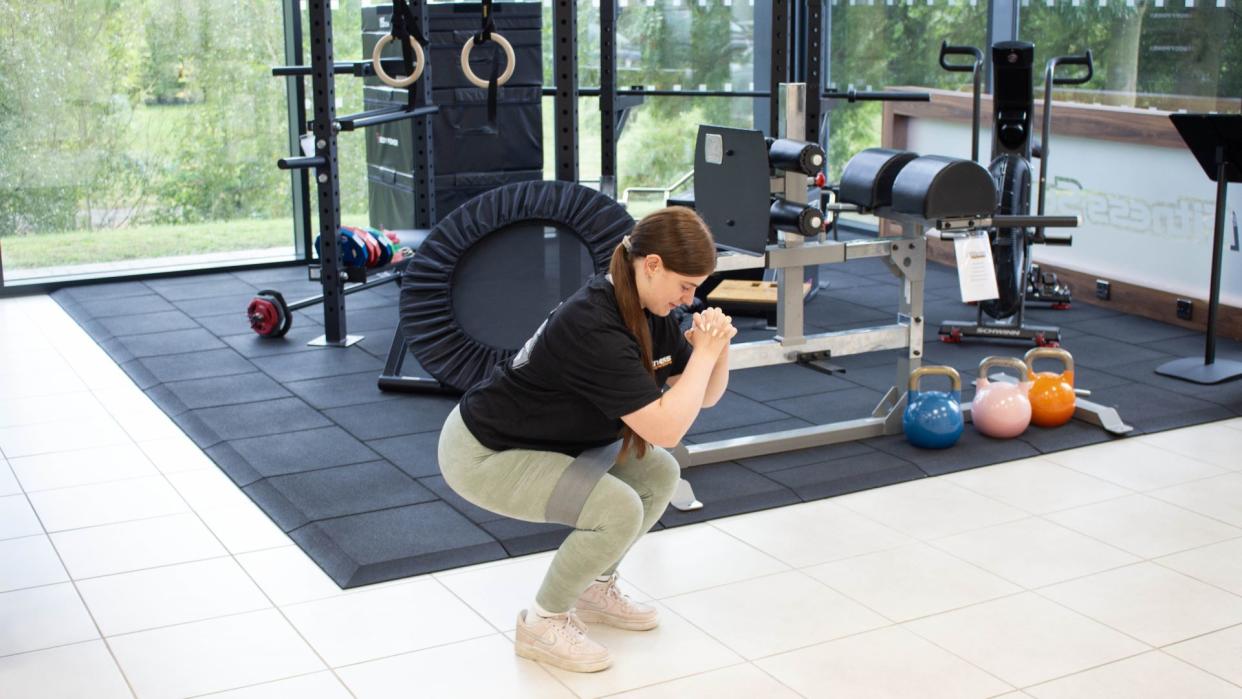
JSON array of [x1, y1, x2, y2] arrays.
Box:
[[545, 441, 624, 527], [474, 0, 500, 123], [392, 0, 428, 106]]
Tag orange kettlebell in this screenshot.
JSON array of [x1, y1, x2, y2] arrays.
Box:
[[1024, 347, 1076, 427]]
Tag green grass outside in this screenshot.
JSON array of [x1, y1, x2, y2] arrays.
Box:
[[1, 218, 295, 269], [1, 213, 374, 270]]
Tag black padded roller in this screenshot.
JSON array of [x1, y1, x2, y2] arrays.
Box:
[[891, 156, 996, 221], [838, 148, 919, 210], [767, 138, 826, 175], [769, 198, 824, 237]]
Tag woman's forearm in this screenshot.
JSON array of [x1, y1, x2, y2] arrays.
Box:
[[702, 344, 730, 407], [623, 347, 720, 448]]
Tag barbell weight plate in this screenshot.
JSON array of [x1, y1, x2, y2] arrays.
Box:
[[247, 296, 280, 336], [369, 227, 393, 267], [347, 226, 376, 268], [338, 228, 367, 268], [268, 290, 293, 338]]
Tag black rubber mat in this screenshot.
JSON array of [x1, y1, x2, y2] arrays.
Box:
[[51, 257, 1242, 588]]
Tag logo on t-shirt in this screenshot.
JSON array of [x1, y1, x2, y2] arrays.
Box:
[[652, 355, 672, 370], [511, 317, 549, 370]]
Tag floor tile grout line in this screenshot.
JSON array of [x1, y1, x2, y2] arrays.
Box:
[[1007, 647, 1162, 694], [1146, 532, 1242, 591], [431, 570, 580, 696], [180, 668, 351, 699], [593, 660, 812, 699], [9, 294, 1242, 695], [1062, 488, 1242, 540], [936, 479, 1138, 521], [1030, 496, 1240, 559], [1150, 647, 1242, 692], [10, 461, 190, 497], [1026, 580, 1175, 649], [126, 484, 361, 697], [906, 595, 1155, 694], [25, 506, 211, 540], [425, 573, 514, 639], [4, 305, 366, 698], [826, 477, 1034, 543], [921, 528, 1144, 593], [0, 637, 137, 697], [1140, 485, 1242, 532], [647, 559, 1015, 695], [1, 436, 144, 698], [4, 551, 241, 592], [1043, 430, 1235, 478], [707, 509, 914, 571], [746, 660, 816, 699], [939, 456, 1144, 508], [1153, 621, 1242, 689], [741, 586, 1025, 695]]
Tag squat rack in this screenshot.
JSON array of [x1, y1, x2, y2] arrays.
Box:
[[274, 0, 437, 347], [587, 0, 826, 192], [275, 0, 918, 345], [569, 0, 925, 195]]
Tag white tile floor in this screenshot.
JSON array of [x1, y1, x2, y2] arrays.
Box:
[[2, 292, 1241, 698]]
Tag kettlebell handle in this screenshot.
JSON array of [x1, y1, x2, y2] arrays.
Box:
[[1024, 347, 1074, 375], [909, 365, 962, 392], [978, 356, 1029, 381]]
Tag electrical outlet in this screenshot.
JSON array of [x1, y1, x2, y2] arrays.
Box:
[[1177, 298, 1193, 320], [1095, 279, 1110, 300]]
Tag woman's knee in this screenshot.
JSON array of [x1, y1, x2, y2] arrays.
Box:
[[577, 478, 645, 540], [635, 447, 682, 500]]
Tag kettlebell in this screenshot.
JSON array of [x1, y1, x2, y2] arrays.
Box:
[[971, 356, 1033, 439], [1024, 347, 1076, 427], [903, 366, 965, 449]]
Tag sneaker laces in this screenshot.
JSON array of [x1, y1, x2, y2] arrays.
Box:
[[599, 576, 638, 609], [552, 610, 589, 644]]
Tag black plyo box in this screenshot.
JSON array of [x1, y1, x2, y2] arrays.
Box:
[[367, 164, 543, 229], [364, 85, 543, 175]]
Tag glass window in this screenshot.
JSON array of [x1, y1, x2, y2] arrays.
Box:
[[0, 2, 296, 285], [1019, 0, 1240, 110], [1015, 0, 1241, 304], [614, 0, 756, 91], [554, 0, 758, 203], [616, 96, 755, 214], [825, 0, 989, 180]]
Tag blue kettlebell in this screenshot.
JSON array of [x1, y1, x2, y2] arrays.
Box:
[[903, 365, 965, 449]]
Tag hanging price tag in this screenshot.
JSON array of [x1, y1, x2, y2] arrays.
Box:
[[954, 232, 999, 303]]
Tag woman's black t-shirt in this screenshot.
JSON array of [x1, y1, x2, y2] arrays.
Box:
[[458, 274, 693, 456]]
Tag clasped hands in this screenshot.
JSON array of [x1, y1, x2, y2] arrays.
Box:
[[685, 306, 737, 350]]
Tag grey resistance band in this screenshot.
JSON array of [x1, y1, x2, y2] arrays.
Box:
[[544, 440, 624, 526]]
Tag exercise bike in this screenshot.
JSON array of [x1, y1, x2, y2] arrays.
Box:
[[937, 40, 1093, 346]]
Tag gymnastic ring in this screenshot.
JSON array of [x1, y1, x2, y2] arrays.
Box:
[[372, 34, 425, 88], [459, 32, 516, 89]]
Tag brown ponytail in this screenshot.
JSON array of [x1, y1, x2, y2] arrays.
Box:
[[610, 207, 717, 459]]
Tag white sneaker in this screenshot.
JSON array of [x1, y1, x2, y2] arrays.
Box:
[[575, 574, 659, 631], [514, 609, 612, 673]]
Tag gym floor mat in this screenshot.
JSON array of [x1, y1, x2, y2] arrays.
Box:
[[52, 259, 1242, 587]]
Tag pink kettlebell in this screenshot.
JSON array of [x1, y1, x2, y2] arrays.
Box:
[[971, 356, 1033, 439]]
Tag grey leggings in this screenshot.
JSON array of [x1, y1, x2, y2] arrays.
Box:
[[439, 405, 680, 613]]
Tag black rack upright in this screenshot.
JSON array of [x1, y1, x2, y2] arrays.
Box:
[[275, 0, 437, 347]]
